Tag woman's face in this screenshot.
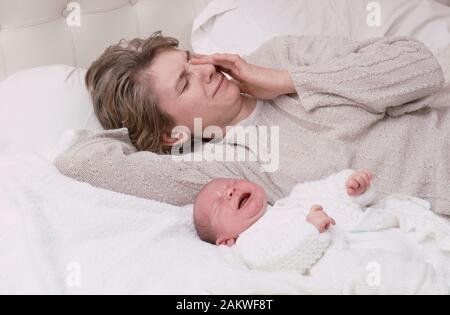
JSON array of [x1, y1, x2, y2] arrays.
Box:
[[147, 48, 243, 139]]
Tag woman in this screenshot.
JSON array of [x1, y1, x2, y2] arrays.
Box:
[[54, 31, 450, 216]]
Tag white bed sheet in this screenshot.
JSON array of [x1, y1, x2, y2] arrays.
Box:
[[0, 144, 310, 294], [0, 132, 449, 294]]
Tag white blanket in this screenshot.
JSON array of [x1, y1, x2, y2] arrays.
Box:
[[0, 152, 313, 294], [233, 170, 450, 294], [1, 147, 449, 294]]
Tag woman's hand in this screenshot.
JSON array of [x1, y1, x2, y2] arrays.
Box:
[[306, 205, 336, 233], [190, 53, 296, 100], [346, 169, 373, 197]]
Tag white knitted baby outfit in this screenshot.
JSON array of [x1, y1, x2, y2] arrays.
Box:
[[234, 169, 397, 274], [234, 208, 332, 274]]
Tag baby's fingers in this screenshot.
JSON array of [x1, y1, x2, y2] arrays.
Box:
[[361, 169, 373, 180], [324, 221, 334, 231], [359, 177, 368, 188], [347, 178, 360, 189], [357, 170, 372, 185], [325, 218, 336, 230], [353, 174, 369, 188]]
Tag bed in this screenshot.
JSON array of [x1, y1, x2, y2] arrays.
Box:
[[1, 0, 450, 294]]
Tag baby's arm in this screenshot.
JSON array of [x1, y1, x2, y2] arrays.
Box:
[[286, 169, 377, 208], [234, 211, 331, 274]]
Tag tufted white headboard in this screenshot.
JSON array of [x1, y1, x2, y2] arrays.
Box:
[[0, 0, 211, 81]]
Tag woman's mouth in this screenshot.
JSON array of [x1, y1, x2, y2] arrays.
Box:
[[238, 193, 252, 210]]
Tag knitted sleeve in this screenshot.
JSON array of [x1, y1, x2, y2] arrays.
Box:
[[285, 169, 377, 208], [234, 211, 331, 274], [244, 35, 445, 117], [52, 128, 282, 206], [273, 170, 395, 233]]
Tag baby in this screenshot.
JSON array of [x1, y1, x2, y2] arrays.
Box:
[[193, 169, 450, 293], [193, 169, 372, 246], [193, 169, 382, 274]]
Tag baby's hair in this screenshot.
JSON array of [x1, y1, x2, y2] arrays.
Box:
[[193, 215, 216, 245], [193, 186, 217, 245]]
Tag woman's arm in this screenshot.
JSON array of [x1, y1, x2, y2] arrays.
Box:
[[53, 128, 282, 206], [245, 35, 445, 116]]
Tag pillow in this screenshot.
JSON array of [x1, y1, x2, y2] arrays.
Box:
[[191, 0, 450, 55], [0, 65, 103, 156], [191, 0, 351, 56]]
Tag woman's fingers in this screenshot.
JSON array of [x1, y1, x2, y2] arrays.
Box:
[[190, 53, 243, 76], [192, 54, 250, 94], [190, 53, 232, 66], [191, 54, 252, 94], [192, 53, 241, 63], [193, 59, 239, 77], [191, 53, 207, 58], [191, 52, 288, 100], [190, 54, 212, 64]]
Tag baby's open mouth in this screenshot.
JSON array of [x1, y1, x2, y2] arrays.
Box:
[[238, 193, 251, 209]]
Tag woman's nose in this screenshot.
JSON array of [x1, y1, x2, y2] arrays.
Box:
[[191, 63, 216, 82]]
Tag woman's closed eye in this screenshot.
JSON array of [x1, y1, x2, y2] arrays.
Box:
[[182, 78, 190, 93], [182, 52, 192, 93]]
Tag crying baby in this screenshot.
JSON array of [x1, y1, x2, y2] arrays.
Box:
[[192, 169, 381, 274], [192, 169, 450, 294], [193, 169, 372, 246]]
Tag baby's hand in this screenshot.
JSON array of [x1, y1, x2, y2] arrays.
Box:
[[346, 169, 373, 197], [306, 205, 336, 233]]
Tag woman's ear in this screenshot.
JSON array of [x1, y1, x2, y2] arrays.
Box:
[[163, 130, 190, 147]]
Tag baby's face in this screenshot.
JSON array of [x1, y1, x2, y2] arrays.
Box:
[[195, 178, 268, 246]]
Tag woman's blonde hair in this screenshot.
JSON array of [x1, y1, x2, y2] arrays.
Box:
[[85, 31, 179, 154]]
